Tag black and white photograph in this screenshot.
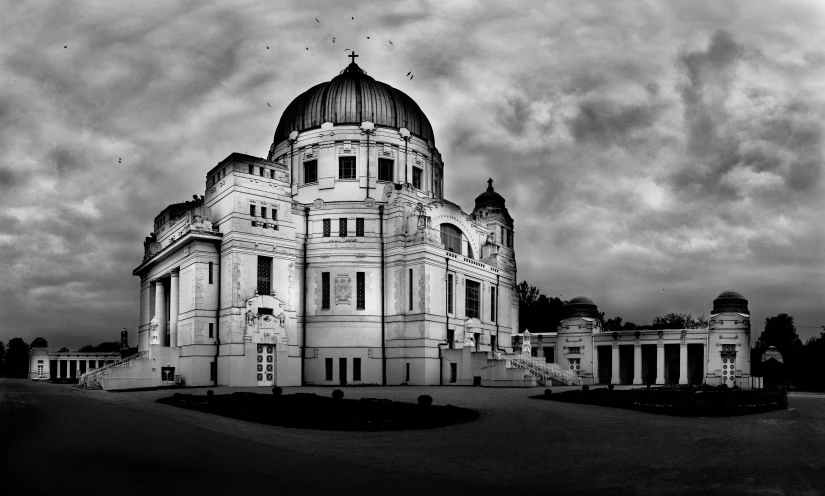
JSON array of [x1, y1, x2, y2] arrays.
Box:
[[1, 1, 824, 494]]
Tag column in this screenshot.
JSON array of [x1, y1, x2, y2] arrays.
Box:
[[633, 343, 642, 385], [610, 344, 620, 384], [655, 343, 665, 384], [592, 345, 599, 385], [155, 279, 167, 347], [679, 343, 688, 384], [170, 270, 179, 348]]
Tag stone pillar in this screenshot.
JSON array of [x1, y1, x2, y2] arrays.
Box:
[[656, 343, 665, 385], [592, 345, 599, 384], [679, 343, 688, 385], [170, 270, 179, 348], [611, 344, 620, 384], [633, 342, 642, 385], [154, 279, 167, 347]]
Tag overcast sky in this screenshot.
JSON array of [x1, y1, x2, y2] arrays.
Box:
[[1, 0, 823, 349]]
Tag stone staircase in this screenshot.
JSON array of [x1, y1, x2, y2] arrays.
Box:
[[503, 352, 582, 386], [75, 351, 148, 390]]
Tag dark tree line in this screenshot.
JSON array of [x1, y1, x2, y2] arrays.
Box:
[[516, 281, 565, 333]]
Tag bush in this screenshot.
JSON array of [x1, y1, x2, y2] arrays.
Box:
[[418, 395, 433, 406], [332, 389, 344, 400], [582, 385, 589, 392], [544, 389, 552, 397], [272, 387, 282, 396], [207, 390, 214, 396], [608, 384, 615, 390]]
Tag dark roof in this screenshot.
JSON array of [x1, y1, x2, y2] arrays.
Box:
[[564, 296, 600, 319], [273, 62, 435, 146], [712, 290, 749, 314], [474, 178, 506, 210]]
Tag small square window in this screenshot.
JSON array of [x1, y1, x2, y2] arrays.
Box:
[[339, 156, 356, 179], [378, 158, 393, 182], [304, 160, 318, 184], [412, 167, 422, 189]]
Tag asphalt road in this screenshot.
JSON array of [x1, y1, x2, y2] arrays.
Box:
[[0, 379, 489, 495]]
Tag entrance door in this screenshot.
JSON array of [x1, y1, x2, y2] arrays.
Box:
[[256, 344, 275, 386], [59, 360, 67, 378], [339, 358, 347, 385]]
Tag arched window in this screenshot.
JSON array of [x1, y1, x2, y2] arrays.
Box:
[[440, 223, 474, 259]]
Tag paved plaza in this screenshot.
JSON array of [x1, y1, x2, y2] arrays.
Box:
[[2, 379, 824, 495]]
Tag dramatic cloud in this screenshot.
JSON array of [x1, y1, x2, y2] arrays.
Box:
[[1, 0, 823, 349]]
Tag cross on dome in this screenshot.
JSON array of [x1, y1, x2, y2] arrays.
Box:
[[487, 178, 494, 191], [348, 51, 359, 64]]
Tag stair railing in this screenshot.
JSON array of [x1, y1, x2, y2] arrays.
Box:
[[78, 351, 148, 385]]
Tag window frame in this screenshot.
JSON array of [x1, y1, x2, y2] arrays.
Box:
[[356, 218, 364, 237], [378, 158, 394, 182], [257, 256, 272, 296], [356, 272, 365, 310], [465, 279, 480, 319], [490, 286, 497, 323], [412, 166, 423, 189], [447, 273, 454, 315], [353, 358, 361, 382], [338, 156, 356, 180], [321, 272, 331, 309], [339, 218, 348, 237], [323, 219, 331, 237], [304, 160, 318, 184], [249, 204, 256, 217], [325, 357, 333, 381]]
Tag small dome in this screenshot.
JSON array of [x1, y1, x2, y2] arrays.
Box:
[[563, 296, 600, 319], [474, 178, 506, 210], [272, 60, 435, 147], [712, 290, 749, 314]]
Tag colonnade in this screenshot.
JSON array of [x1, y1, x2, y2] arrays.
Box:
[[52, 358, 115, 378], [594, 341, 703, 386], [150, 268, 179, 347]]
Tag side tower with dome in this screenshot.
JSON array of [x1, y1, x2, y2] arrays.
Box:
[[113, 56, 523, 390]]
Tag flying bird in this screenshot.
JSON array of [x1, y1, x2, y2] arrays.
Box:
[[345, 48, 350, 51], [64, 45, 67, 48], [316, 18, 320, 22], [366, 36, 370, 39], [267, 103, 271, 107], [118, 158, 121, 163], [266, 46, 269, 49], [351, 16, 354, 20], [389, 40, 393, 45], [410, 75, 413, 80], [306, 47, 309, 50], [406, 71, 411, 76]]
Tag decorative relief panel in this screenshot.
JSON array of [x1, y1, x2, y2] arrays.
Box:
[[335, 274, 352, 305]]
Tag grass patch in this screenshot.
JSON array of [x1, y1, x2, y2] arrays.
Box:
[[158, 391, 479, 431], [533, 386, 787, 417]]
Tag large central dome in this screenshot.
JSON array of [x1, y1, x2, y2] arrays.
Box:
[[273, 61, 435, 146]]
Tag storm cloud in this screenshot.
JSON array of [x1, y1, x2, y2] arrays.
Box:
[[0, 0, 823, 349]]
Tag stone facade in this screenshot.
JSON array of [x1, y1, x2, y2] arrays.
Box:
[[130, 60, 520, 388]]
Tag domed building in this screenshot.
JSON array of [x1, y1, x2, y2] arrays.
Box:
[[513, 290, 754, 387], [92, 57, 524, 390]]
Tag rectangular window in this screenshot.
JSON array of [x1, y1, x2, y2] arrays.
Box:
[[490, 286, 497, 323], [261, 207, 267, 219], [250, 204, 256, 217], [304, 160, 318, 184], [260, 167, 265, 177], [447, 274, 454, 314], [98, 360, 105, 368], [356, 218, 364, 237], [273, 209, 278, 221], [447, 329, 455, 349], [356, 272, 365, 310], [450, 363, 457, 383], [323, 219, 331, 237], [378, 158, 393, 181], [339, 156, 356, 179], [339, 358, 347, 384], [210, 362, 216, 381], [409, 269, 413, 311], [465, 280, 480, 319], [257, 256, 272, 295], [568, 347, 581, 354], [406, 363, 410, 382], [353, 358, 361, 381], [339, 218, 348, 237], [412, 167, 422, 189], [325, 358, 333, 380], [322, 272, 330, 309], [208, 262, 213, 284], [208, 323, 214, 338], [248, 165, 254, 174]]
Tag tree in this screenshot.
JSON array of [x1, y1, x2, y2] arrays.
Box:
[[754, 314, 803, 387], [0, 340, 6, 377], [516, 281, 565, 333], [604, 316, 623, 333], [76, 341, 121, 353], [4, 338, 30, 378], [31, 337, 48, 348], [57, 347, 69, 352]]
